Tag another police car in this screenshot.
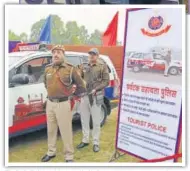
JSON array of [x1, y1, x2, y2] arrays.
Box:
[[127, 52, 182, 75], [8, 44, 120, 138]]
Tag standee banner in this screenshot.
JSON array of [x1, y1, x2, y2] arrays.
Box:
[[116, 8, 183, 162]]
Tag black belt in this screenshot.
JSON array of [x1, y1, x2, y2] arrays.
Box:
[[48, 97, 68, 103]]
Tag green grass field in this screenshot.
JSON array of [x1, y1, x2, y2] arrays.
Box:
[[9, 107, 182, 163]]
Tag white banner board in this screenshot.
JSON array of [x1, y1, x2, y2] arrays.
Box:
[[116, 8, 184, 162]]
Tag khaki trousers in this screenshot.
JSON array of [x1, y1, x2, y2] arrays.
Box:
[[80, 95, 101, 145], [46, 99, 74, 160], [164, 61, 169, 76]]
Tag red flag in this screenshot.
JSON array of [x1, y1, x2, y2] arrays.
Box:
[[102, 12, 118, 46]]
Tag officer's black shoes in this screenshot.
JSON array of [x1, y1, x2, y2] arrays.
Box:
[[77, 142, 89, 149], [41, 154, 56, 162], [66, 160, 74, 162], [93, 145, 100, 152], [164, 75, 168, 77]]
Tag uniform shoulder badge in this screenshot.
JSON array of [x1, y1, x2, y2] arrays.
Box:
[[66, 62, 74, 67]]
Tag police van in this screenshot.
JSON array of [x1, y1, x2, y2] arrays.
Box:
[[8, 44, 120, 138]]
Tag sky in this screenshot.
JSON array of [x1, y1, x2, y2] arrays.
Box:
[[7, 5, 126, 44], [6, 6, 183, 48]]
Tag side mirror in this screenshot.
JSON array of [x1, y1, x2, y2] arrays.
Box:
[[11, 74, 29, 85]]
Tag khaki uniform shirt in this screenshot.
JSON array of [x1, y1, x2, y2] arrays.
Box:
[[78, 59, 110, 93], [44, 62, 86, 98]]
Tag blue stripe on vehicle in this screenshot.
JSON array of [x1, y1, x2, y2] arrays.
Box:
[[104, 87, 114, 99]]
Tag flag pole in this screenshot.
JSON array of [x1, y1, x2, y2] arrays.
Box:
[[50, 15, 52, 44]]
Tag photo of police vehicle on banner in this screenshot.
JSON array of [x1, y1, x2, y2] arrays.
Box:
[[113, 7, 185, 164]]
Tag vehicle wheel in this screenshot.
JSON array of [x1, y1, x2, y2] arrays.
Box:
[[132, 65, 141, 72], [168, 67, 179, 75], [90, 103, 107, 129]]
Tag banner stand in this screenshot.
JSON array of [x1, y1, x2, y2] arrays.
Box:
[[110, 8, 183, 164], [109, 150, 126, 162], [109, 150, 182, 162]]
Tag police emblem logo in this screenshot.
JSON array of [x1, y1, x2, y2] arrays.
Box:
[[148, 16, 164, 31], [141, 14, 171, 37]]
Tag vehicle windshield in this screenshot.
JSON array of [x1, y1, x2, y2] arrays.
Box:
[[9, 56, 23, 66], [143, 53, 152, 59], [132, 53, 142, 59], [152, 53, 164, 60]]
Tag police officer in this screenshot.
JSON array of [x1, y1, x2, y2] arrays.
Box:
[[41, 45, 86, 162], [164, 49, 172, 77], [77, 48, 110, 152]]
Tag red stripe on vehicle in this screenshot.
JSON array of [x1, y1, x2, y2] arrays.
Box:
[[109, 79, 120, 87], [9, 114, 47, 134], [109, 80, 115, 87]]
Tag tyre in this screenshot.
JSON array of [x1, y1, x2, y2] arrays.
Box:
[[90, 103, 108, 129], [132, 65, 141, 72], [168, 66, 179, 75]]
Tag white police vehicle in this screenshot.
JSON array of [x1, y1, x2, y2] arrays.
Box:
[[8, 44, 120, 138]]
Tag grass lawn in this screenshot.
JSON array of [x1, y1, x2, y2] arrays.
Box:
[[9, 107, 182, 163]]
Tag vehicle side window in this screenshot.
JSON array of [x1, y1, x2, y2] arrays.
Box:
[[132, 53, 142, 59], [82, 55, 89, 63], [153, 54, 163, 60], [143, 54, 152, 59], [9, 68, 16, 83], [15, 57, 51, 85], [65, 55, 82, 66]]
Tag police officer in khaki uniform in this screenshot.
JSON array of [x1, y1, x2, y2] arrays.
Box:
[[41, 45, 86, 162], [164, 49, 172, 77], [77, 48, 109, 152]]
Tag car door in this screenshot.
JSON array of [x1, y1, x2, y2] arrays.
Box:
[[9, 56, 50, 129], [141, 53, 155, 68], [151, 53, 165, 71]]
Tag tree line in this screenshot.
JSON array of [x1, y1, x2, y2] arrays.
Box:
[[9, 15, 104, 45]]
